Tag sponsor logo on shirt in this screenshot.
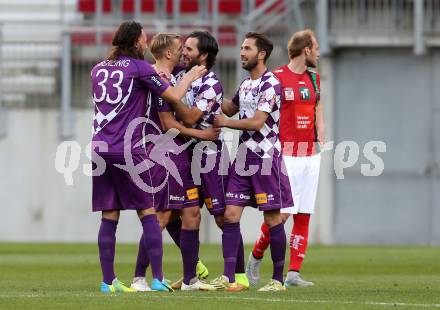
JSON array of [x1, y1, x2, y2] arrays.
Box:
[[170, 195, 185, 201], [151, 76, 163, 87], [255, 193, 268, 205], [186, 188, 199, 200], [240, 193, 251, 200], [225, 192, 251, 200], [299, 87, 310, 100]]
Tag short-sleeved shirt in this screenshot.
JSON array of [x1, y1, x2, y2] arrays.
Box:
[[91, 56, 169, 154], [178, 70, 223, 130], [273, 65, 321, 156], [232, 70, 282, 159], [144, 69, 190, 161]]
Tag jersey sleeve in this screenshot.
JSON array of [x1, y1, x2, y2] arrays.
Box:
[[257, 78, 281, 114], [231, 88, 240, 106], [194, 77, 223, 113], [137, 61, 170, 97], [154, 96, 173, 113], [154, 71, 174, 112]]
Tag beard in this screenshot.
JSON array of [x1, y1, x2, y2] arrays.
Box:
[[242, 57, 258, 71], [305, 57, 317, 68], [185, 58, 201, 71]]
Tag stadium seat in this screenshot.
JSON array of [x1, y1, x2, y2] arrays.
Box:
[[78, 0, 112, 13]]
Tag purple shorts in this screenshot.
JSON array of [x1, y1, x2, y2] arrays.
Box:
[[151, 153, 199, 212], [92, 153, 155, 212], [196, 146, 230, 216], [225, 155, 293, 211], [191, 141, 230, 215]]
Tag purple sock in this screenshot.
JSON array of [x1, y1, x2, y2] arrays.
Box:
[[134, 234, 149, 277], [222, 222, 241, 283], [269, 223, 286, 283], [98, 218, 118, 285], [141, 214, 163, 280], [235, 234, 245, 273], [180, 229, 199, 285], [166, 218, 181, 248]]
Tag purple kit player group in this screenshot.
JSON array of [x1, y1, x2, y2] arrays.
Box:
[[91, 21, 322, 293]]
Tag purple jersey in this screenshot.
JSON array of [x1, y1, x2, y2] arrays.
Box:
[[91, 56, 169, 154], [144, 69, 191, 161], [232, 70, 282, 159], [177, 70, 223, 130]]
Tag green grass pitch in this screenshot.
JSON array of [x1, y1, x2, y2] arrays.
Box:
[[0, 243, 439, 309]]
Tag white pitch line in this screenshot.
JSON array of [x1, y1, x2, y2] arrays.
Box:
[[0, 293, 439, 308]]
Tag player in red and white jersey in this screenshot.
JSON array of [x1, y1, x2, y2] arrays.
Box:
[[246, 29, 325, 287]]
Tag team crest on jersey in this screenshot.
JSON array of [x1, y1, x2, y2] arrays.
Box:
[[284, 88, 294, 100], [299, 87, 310, 100]]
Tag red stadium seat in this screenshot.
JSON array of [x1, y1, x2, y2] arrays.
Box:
[[78, 0, 283, 15], [122, 0, 155, 13], [166, 0, 199, 13], [216, 0, 241, 14], [78, 0, 112, 13]]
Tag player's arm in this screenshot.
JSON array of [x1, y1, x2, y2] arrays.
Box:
[[216, 80, 278, 131], [214, 110, 268, 131], [140, 62, 205, 124], [315, 101, 325, 145], [159, 111, 220, 141], [221, 98, 239, 117], [160, 67, 204, 125], [174, 78, 222, 127], [168, 101, 203, 127]]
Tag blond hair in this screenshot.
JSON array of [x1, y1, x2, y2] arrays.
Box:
[[149, 33, 181, 60], [287, 29, 316, 59]]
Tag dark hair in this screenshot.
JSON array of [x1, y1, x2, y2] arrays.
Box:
[[245, 32, 273, 63], [108, 21, 144, 60], [187, 31, 219, 70], [288, 29, 315, 59]]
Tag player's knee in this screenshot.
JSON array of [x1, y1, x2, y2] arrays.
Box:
[[264, 210, 282, 228], [281, 213, 290, 224], [137, 207, 155, 219], [102, 210, 120, 221], [181, 207, 201, 229], [214, 215, 224, 229], [224, 208, 240, 224]]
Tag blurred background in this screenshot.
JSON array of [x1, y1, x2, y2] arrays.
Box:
[[0, 0, 439, 245]]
